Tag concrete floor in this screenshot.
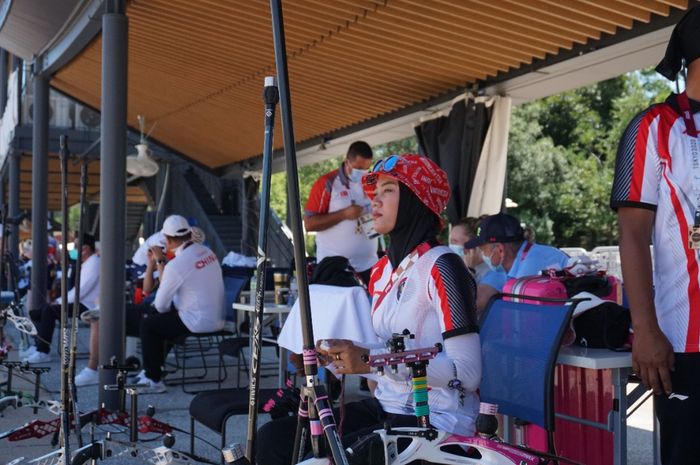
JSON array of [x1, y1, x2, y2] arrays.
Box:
[[0, 324, 657, 465]]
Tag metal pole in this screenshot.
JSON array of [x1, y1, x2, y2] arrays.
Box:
[[245, 76, 279, 462], [68, 153, 89, 448], [30, 72, 49, 315], [269, 2, 348, 463], [0, 49, 8, 113], [58, 135, 71, 460], [98, 1, 128, 409]]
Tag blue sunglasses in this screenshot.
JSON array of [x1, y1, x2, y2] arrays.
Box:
[[372, 155, 399, 173]]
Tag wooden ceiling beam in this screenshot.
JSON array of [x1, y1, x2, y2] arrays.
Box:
[[615, 0, 671, 16]]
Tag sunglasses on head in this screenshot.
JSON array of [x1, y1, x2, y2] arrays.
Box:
[[372, 155, 399, 173]]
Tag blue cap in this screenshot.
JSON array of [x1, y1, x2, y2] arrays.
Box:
[[463, 213, 524, 249]]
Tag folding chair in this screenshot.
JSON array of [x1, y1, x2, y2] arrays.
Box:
[[479, 294, 576, 455], [189, 387, 279, 463], [166, 275, 248, 393]]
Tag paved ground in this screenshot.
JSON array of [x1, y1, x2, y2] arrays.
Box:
[[0, 324, 658, 465]]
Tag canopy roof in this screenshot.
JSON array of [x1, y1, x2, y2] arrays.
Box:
[[42, 0, 695, 170], [17, 152, 147, 209]]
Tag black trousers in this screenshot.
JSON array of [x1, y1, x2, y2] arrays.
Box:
[[30, 303, 89, 354], [655, 352, 700, 465], [256, 397, 415, 465], [125, 303, 155, 338], [140, 310, 191, 382]]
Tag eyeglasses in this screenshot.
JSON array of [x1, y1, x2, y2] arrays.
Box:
[[372, 155, 399, 173]]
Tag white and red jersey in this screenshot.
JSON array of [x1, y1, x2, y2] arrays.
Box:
[[368, 244, 480, 435], [611, 93, 700, 353], [305, 167, 378, 272], [154, 242, 225, 333]]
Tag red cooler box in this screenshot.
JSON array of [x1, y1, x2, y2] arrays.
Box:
[[503, 274, 621, 465]]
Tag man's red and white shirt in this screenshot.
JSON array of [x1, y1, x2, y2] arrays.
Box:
[[305, 167, 377, 271], [368, 244, 480, 435], [611, 93, 700, 353]]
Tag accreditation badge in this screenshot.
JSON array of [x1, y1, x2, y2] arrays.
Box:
[[688, 225, 700, 249]]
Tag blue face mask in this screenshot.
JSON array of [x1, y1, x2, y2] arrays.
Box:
[[349, 168, 366, 183], [481, 248, 504, 273], [69, 249, 78, 261], [448, 244, 464, 258]]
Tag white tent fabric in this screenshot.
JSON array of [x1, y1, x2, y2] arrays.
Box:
[[466, 95, 512, 217]]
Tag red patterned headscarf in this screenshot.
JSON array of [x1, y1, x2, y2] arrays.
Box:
[[362, 153, 450, 225]]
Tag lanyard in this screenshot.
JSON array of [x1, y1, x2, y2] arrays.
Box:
[[519, 241, 533, 263], [678, 92, 700, 225], [371, 242, 431, 313]]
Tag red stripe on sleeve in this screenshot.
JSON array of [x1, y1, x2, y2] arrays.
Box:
[[629, 108, 663, 201], [430, 264, 454, 332], [304, 170, 335, 215]]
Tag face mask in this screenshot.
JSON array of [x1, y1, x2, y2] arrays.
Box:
[[481, 248, 504, 273], [349, 168, 366, 183], [448, 244, 464, 258], [69, 249, 78, 261]]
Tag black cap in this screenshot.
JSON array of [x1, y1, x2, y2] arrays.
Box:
[[656, 6, 700, 80], [463, 213, 524, 249]]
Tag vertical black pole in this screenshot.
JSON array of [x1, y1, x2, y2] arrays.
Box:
[[245, 76, 279, 463], [269, 2, 348, 464], [30, 71, 49, 316], [59, 134, 71, 461], [98, 0, 127, 409], [69, 156, 88, 448]]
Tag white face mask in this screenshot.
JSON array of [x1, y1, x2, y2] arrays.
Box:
[[481, 247, 504, 273], [448, 244, 464, 258], [349, 168, 366, 183]]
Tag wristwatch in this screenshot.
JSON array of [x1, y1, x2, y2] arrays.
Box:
[[156, 258, 167, 265]]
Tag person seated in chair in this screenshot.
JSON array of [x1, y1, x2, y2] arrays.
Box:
[[136, 215, 225, 394], [463, 213, 569, 314], [257, 154, 481, 465], [23, 233, 100, 364]]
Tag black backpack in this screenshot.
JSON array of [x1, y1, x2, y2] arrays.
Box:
[[572, 301, 631, 350]]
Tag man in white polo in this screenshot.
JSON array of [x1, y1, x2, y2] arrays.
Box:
[[137, 215, 225, 393], [304, 141, 378, 284]]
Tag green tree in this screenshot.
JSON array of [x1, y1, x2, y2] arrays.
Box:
[[507, 67, 672, 248]]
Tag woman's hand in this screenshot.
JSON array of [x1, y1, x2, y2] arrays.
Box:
[[317, 339, 370, 375]]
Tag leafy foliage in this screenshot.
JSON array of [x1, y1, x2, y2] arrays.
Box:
[[507, 68, 671, 248]]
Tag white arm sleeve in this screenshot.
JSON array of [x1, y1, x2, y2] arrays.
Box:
[[426, 333, 481, 392]]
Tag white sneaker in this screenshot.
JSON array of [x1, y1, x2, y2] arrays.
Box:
[[130, 369, 146, 383], [137, 377, 166, 394], [74, 367, 99, 387], [19, 345, 37, 358], [24, 350, 51, 364]]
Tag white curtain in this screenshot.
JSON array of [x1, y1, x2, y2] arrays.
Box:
[[466, 95, 512, 217]]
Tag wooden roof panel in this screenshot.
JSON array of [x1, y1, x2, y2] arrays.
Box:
[[17, 153, 147, 209], [51, 0, 690, 169]]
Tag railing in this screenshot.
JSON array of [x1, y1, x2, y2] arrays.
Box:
[[560, 245, 655, 279]]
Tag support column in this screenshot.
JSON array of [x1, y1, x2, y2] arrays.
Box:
[[8, 150, 19, 275], [98, 0, 127, 408], [30, 73, 49, 312], [0, 49, 8, 113]]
